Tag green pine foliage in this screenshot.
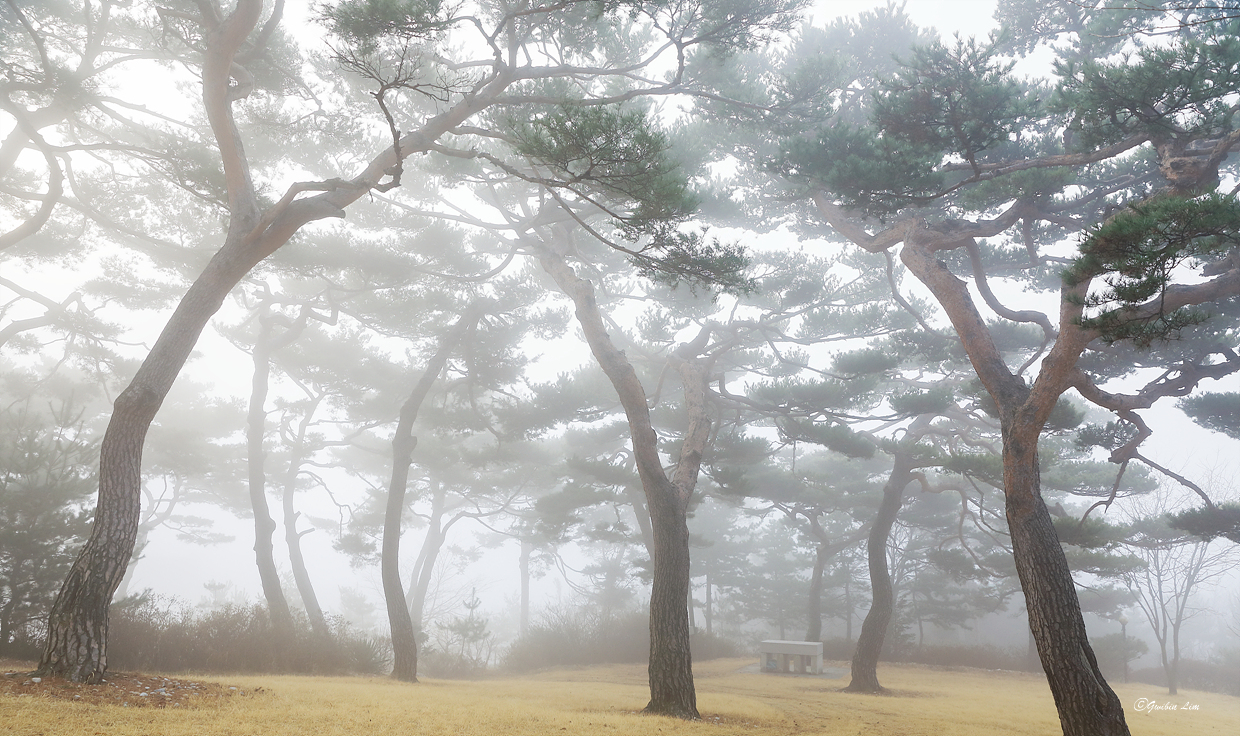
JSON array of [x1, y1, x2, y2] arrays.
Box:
[[1068, 193, 1240, 345], [1180, 391, 1240, 441], [0, 396, 96, 653], [1052, 27, 1240, 148]]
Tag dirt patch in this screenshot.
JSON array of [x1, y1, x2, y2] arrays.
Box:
[[1, 659, 256, 709]]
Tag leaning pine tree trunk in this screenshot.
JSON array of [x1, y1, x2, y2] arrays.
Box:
[[899, 234, 1130, 736], [383, 311, 476, 681], [847, 457, 912, 693], [540, 243, 710, 719], [246, 307, 296, 639], [1004, 425, 1127, 736]]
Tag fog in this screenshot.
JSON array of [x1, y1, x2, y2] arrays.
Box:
[[4, 1, 1240, 732]]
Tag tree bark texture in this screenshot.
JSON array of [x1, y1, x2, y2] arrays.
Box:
[[847, 456, 912, 693], [1004, 426, 1128, 736], [36, 226, 272, 682], [896, 235, 1128, 735], [540, 243, 708, 719], [383, 312, 475, 682]]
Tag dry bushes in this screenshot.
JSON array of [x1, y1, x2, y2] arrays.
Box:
[[107, 595, 388, 675]]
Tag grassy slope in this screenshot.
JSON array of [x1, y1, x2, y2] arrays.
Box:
[[3, 658, 1237, 736]]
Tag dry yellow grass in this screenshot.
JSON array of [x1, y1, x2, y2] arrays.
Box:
[[2, 658, 1236, 736]]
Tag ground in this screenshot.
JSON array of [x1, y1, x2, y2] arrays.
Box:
[[0, 658, 248, 709], [3, 656, 1236, 736]]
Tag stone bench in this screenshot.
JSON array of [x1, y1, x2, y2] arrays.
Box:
[[759, 640, 823, 674]]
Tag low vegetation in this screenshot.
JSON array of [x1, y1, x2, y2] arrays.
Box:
[[3, 658, 1237, 736], [106, 595, 388, 676]]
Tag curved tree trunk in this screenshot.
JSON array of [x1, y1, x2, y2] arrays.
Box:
[[846, 456, 912, 693], [383, 311, 475, 681], [892, 230, 1131, 736], [540, 243, 710, 719], [277, 389, 331, 640], [247, 309, 295, 639], [283, 480, 328, 639], [407, 489, 449, 628], [1004, 425, 1127, 736], [36, 244, 262, 682]]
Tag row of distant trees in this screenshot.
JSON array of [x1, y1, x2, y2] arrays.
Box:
[[4, 1, 1240, 734], [3, 361, 1233, 686]]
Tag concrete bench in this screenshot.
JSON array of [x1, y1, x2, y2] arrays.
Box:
[[759, 640, 823, 674]]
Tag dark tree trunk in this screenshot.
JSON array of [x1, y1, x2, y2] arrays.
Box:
[[1004, 425, 1128, 736], [384, 423, 420, 682], [1168, 619, 1181, 695], [36, 219, 273, 682], [246, 311, 295, 638], [540, 245, 708, 720], [645, 480, 698, 719], [805, 543, 827, 642], [846, 457, 912, 693], [382, 312, 473, 682]]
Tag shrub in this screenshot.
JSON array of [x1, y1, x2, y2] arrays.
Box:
[[106, 593, 389, 675]]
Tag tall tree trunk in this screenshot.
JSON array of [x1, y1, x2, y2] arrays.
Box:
[[540, 242, 709, 719], [1169, 618, 1182, 695], [1004, 425, 1127, 736], [283, 486, 328, 638], [805, 542, 827, 642], [704, 571, 712, 636], [383, 311, 474, 681], [247, 311, 295, 637], [519, 540, 532, 637], [844, 570, 852, 641], [645, 476, 697, 718], [894, 230, 1131, 736], [408, 490, 448, 628], [280, 392, 330, 640], [847, 456, 912, 693]]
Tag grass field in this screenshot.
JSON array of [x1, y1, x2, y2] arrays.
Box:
[[3, 658, 1237, 736]]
